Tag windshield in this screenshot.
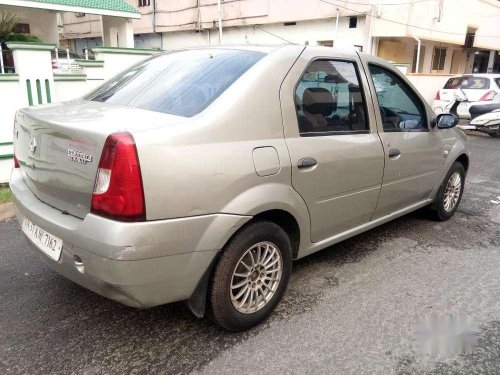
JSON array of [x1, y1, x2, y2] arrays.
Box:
[[444, 76, 490, 90], [85, 49, 265, 117]]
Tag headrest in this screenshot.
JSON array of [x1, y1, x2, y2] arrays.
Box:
[[302, 88, 334, 117]]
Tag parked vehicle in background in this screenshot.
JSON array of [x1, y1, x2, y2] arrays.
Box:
[[432, 74, 500, 119], [51, 50, 82, 73], [11, 45, 469, 331], [459, 103, 500, 138]]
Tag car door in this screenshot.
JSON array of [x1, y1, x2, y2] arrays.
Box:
[[360, 59, 443, 219], [280, 48, 385, 243]]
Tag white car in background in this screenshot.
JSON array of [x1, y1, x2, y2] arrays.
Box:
[[432, 74, 500, 119], [51, 50, 83, 73]]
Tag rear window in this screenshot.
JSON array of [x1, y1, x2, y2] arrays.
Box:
[[85, 49, 265, 117], [444, 76, 490, 90], [52, 52, 81, 58]]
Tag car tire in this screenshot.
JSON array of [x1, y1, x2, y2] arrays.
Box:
[[488, 132, 500, 138], [429, 161, 465, 221], [208, 220, 292, 331]]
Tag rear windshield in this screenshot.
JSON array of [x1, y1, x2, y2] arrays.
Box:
[[85, 49, 265, 117], [52, 52, 80, 58], [444, 76, 490, 90]]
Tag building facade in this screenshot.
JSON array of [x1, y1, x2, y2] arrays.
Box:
[[370, 0, 500, 74], [62, 1, 371, 52], [61, 0, 500, 78]]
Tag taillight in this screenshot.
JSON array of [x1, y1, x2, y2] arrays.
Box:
[[435, 91, 441, 100], [91, 132, 145, 221], [14, 155, 20, 168], [51, 60, 59, 69], [479, 90, 496, 101]]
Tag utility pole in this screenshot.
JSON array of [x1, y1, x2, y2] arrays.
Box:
[[334, 8, 340, 44], [217, 0, 223, 44]]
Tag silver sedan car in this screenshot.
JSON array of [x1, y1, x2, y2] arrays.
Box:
[[11, 45, 468, 331]]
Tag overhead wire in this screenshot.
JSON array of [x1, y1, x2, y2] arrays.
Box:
[[318, 0, 500, 38], [253, 25, 296, 44], [319, 0, 437, 6]]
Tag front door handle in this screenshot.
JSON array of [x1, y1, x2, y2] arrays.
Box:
[[388, 148, 401, 158], [297, 157, 318, 169]]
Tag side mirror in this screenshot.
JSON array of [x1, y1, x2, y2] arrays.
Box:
[[435, 113, 458, 129]]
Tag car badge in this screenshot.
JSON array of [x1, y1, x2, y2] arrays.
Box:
[[67, 148, 93, 164], [29, 136, 37, 155]]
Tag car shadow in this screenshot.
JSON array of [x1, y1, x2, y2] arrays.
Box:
[[0, 207, 465, 374]]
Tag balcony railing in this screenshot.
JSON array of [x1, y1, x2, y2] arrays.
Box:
[[52, 47, 84, 74], [0, 45, 15, 74]]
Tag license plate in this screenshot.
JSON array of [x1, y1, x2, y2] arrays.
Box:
[[22, 218, 63, 261]]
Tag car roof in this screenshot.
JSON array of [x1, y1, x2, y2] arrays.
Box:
[[449, 74, 500, 79], [172, 44, 360, 57], [177, 44, 290, 54]]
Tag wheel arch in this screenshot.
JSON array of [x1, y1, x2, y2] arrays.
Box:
[[455, 153, 469, 173], [218, 182, 311, 256], [186, 183, 311, 318], [186, 207, 302, 319], [253, 209, 301, 260], [430, 137, 469, 200]]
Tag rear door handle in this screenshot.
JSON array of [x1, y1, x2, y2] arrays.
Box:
[[297, 157, 317, 169], [388, 148, 401, 158]]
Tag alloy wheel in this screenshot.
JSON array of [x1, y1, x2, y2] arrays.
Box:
[[443, 171, 462, 212], [230, 241, 283, 314]]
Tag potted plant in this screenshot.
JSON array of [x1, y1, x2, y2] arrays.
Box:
[[0, 10, 40, 73]]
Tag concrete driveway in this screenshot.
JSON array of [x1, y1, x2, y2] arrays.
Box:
[[1, 133, 499, 374]]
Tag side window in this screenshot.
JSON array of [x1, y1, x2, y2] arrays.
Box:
[[368, 64, 427, 132], [294, 60, 368, 135]]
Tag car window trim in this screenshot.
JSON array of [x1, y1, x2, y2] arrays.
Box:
[[300, 129, 370, 137], [383, 128, 429, 133], [367, 62, 429, 133], [293, 57, 371, 137]]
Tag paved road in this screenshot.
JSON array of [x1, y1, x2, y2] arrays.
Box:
[[1, 134, 499, 375]]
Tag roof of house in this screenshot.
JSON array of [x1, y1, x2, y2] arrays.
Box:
[[0, 0, 140, 18]]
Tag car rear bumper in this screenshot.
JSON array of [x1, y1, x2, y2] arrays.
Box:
[[20, 230, 219, 308], [10, 169, 250, 308]]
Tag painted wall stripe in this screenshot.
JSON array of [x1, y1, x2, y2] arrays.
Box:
[[26, 79, 33, 106], [36, 79, 43, 104], [45, 79, 52, 103]]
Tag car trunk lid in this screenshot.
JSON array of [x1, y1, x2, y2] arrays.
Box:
[[14, 100, 182, 219]]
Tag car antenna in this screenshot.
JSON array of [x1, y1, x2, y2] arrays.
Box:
[[253, 25, 296, 45]]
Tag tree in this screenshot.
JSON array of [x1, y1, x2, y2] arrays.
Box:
[[0, 10, 41, 72], [0, 10, 40, 44]]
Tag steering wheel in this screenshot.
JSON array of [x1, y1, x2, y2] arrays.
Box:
[[379, 106, 388, 125], [379, 106, 398, 129]]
